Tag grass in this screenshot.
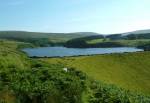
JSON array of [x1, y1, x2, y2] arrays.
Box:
[[0, 40, 31, 70], [86, 38, 110, 44], [86, 39, 104, 44], [40, 52, 150, 95], [0, 40, 32, 103]]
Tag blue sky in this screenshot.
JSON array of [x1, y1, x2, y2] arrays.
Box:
[[0, 0, 150, 34]]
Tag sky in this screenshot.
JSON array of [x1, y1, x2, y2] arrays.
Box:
[[0, 0, 150, 34]]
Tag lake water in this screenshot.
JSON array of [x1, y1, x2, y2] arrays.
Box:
[[22, 47, 143, 57]]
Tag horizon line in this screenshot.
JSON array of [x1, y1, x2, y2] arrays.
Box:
[[0, 28, 150, 35]]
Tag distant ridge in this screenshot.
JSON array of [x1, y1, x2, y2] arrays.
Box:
[[1, 29, 150, 40], [0, 31, 99, 44], [122, 29, 150, 35], [73, 32, 102, 35]]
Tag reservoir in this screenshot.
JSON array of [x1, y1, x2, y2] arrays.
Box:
[[22, 47, 143, 57]]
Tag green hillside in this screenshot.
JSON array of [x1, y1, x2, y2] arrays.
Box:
[[41, 52, 150, 95], [0, 40, 31, 70], [63, 29, 150, 48], [1, 30, 150, 48], [64, 33, 150, 48], [0, 31, 96, 43], [0, 40, 88, 103]]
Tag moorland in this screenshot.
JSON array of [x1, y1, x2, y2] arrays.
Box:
[[0, 30, 150, 103]]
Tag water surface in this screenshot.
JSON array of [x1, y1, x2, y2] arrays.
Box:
[[22, 47, 143, 57]]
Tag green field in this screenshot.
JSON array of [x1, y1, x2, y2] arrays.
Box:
[[41, 52, 150, 95], [86, 38, 105, 44]]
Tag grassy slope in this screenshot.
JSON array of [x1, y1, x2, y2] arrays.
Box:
[[0, 40, 32, 102], [41, 52, 150, 95], [0, 40, 31, 70], [0, 40, 87, 103]]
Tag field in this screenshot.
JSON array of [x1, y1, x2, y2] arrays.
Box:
[[86, 38, 105, 44], [40, 52, 150, 95]]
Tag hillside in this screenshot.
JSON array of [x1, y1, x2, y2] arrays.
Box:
[[123, 29, 150, 35], [107, 29, 150, 40], [41, 52, 150, 95], [0, 40, 88, 103], [1, 29, 150, 40], [62, 29, 150, 48], [0, 40, 31, 70], [0, 31, 96, 43], [1, 30, 150, 48], [0, 31, 100, 47]]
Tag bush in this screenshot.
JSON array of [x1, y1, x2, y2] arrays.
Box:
[[87, 81, 150, 103], [0, 65, 87, 103]]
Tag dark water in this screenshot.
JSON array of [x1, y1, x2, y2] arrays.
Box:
[[22, 47, 143, 57]]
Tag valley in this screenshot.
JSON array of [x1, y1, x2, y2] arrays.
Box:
[[0, 30, 150, 103], [1, 0, 150, 102]]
